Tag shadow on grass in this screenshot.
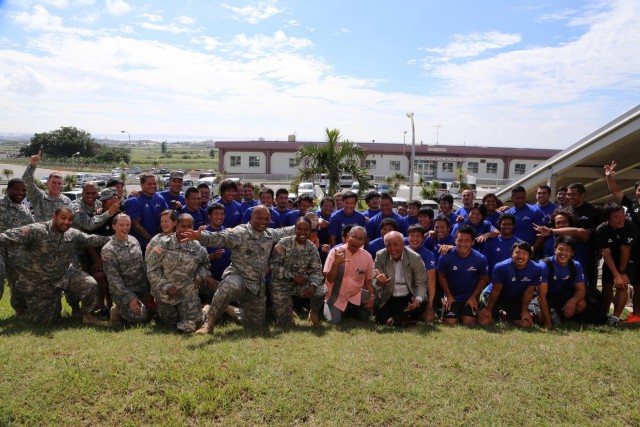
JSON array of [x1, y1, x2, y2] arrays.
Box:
[[0, 314, 113, 337]]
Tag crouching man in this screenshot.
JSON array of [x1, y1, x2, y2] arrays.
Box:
[[478, 241, 542, 328], [101, 214, 150, 325], [374, 231, 428, 326], [146, 214, 213, 333], [0, 207, 109, 326], [270, 217, 326, 326], [536, 235, 587, 329]]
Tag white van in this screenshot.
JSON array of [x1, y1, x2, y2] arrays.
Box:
[[449, 181, 477, 196]]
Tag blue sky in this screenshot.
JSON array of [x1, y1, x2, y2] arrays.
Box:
[[0, 0, 639, 148]]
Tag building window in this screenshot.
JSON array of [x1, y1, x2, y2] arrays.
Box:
[[514, 163, 526, 175], [365, 160, 377, 170], [389, 160, 400, 171], [486, 162, 498, 174], [230, 156, 241, 167], [249, 156, 260, 167], [442, 162, 453, 173], [414, 160, 436, 177], [289, 158, 296, 168], [467, 162, 479, 174]]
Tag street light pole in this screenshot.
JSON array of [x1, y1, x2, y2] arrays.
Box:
[[121, 130, 130, 144], [72, 151, 80, 171], [406, 112, 415, 200], [402, 130, 407, 177]]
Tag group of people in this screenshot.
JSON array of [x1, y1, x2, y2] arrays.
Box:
[[1, 151, 638, 333]]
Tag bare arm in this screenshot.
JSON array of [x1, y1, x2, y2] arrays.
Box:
[[604, 161, 624, 203]]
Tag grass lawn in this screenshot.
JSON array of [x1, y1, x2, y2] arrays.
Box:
[[1, 296, 640, 426]]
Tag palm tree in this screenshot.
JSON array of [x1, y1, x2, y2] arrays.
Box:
[[294, 128, 370, 196], [419, 176, 442, 201], [63, 174, 77, 191], [2, 169, 14, 181]]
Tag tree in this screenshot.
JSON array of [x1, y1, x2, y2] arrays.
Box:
[[2, 169, 14, 181], [384, 172, 406, 197], [20, 126, 99, 158], [161, 141, 168, 154], [418, 176, 442, 201], [454, 165, 471, 190], [294, 128, 370, 196], [209, 149, 215, 159], [63, 174, 77, 191]]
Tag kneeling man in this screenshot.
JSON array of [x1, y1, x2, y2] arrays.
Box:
[[479, 241, 542, 328], [374, 231, 427, 325]]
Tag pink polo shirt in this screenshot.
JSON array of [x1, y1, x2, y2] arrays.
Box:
[[323, 245, 374, 312]]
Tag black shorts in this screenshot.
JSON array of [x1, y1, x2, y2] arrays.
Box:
[[602, 261, 637, 285], [493, 299, 523, 321], [443, 301, 476, 320], [545, 290, 575, 310]]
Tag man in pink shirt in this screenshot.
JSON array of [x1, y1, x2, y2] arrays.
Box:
[[323, 225, 375, 323]]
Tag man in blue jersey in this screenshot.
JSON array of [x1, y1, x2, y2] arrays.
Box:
[[406, 224, 437, 321], [536, 184, 557, 226], [454, 189, 475, 220], [362, 190, 381, 219], [536, 235, 586, 329], [125, 173, 169, 250], [504, 185, 545, 248], [438, 193, 458, 226], [243, 187, 280, 229], [178, 187, 208, 229], [159, 170, 186, 210], [283, 193, 314, 227], [478, 241, 542, 328], [328, 190, 367, 247], [212, 179, 243, 229], [366, 193, 407, 239], [481, 214, 521, 276], [274, 188, 291, 227], [437, 225, 489, 326], [240, 182, 260, 213], [366, 218, 397, 259]]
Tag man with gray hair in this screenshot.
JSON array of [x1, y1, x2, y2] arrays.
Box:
[[373, 231, 428, 325]]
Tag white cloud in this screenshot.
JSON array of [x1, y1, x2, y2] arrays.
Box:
[[14, 5, 64, 31], [175, 15, 195, 25], [223, 0, 283, 24], [537, 8, 577, 22], [421, 32, 521, 63], [106, 0, 130, 16], [41, 0, 70, 8], [141, 13, 163, 23], [286, 19, 300, 27], [230, 30, 313, 59], [192, 36, 220, 51], [140, 22, 197, 34]]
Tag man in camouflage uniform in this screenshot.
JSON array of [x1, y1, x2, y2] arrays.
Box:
[[0, 207, 109, 326], [69, 183, 122, 316], [101, 214, 149, 324], [0, 178, 34, 315], [146, 214, 213, 333], [270, 217, 326, 326], [22, 150, 71, 222], [181, 205, 295, 334]]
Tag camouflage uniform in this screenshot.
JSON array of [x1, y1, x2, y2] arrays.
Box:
[[0, 221, 110, 324], [69, 198, 113, 232], [199, 223, 295, 328], [101, 235, 149, 323], [0, 194, 34, 305], [22, 164, 71, 222], [146, 233, 211, 332], [269, 235, 326, 326]]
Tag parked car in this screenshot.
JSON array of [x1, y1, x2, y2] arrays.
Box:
[[62, 190, 83, 201], [164, 179, 194, 192], [297, 182, 315, 197], [74, 173, 97, 187], [376, 183, 390, 194], [195, 177, 218, 195]]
